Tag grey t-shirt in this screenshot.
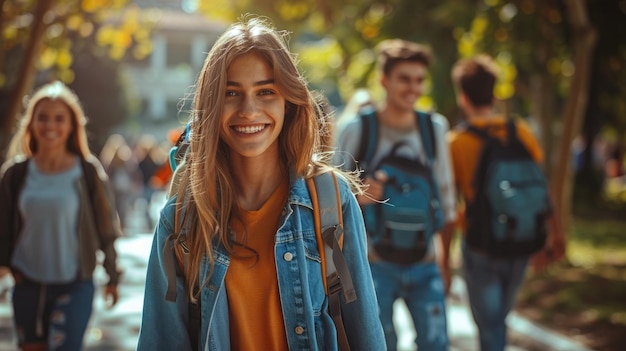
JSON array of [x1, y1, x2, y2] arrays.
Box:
[[334, 111, 456, 223], [13, 158, 82, 283]]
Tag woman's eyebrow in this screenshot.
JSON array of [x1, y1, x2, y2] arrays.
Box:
[[226, 79, 275, 87]]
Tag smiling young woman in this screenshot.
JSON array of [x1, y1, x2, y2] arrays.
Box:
[[0, 81, 123, 351], [137, 16, 386, 351]]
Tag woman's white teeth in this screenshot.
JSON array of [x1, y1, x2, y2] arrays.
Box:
[[235, 125, 265, 134]]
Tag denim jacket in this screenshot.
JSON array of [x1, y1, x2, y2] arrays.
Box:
[[137, 173, 386, 351]]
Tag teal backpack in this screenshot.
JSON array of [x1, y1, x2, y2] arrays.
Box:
[[464, 120, 549, 257], [356, 108, 444, 264]]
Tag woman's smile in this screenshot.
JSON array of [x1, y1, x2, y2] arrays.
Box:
[[232, 124, 269, 134]]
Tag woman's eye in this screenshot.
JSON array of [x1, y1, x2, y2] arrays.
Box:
[[259, 89, 274, 96], [225, 91, 238, 97]]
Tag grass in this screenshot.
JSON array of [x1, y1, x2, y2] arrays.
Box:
[[515, 196, 626, 351]]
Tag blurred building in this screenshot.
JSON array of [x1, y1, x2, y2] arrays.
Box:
[[125, 3, 227, 122]]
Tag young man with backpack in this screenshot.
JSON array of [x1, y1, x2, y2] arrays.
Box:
[[445, 54, 566, 351], [334, 39, 457, 351]]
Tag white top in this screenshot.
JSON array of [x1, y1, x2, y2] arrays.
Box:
[[13, 158, 82, 283]]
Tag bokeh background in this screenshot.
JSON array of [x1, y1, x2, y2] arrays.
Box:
[[1, 1, 625, 350]]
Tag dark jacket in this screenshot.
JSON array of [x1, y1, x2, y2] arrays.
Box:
[[0, 154, 122, 285]]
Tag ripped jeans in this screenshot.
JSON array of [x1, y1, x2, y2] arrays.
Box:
[[12, 275, 94, 350], [370, 260, 448, 351]]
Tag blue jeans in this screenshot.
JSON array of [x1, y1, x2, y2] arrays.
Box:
[[13, 276, 95, 351], [462, 242, 529, 351], [370, 260, 448, 351]]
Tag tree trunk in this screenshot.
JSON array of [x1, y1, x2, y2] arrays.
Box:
[[530, 74, 556, 178], [0, 0, 55, 163], [551, 0, 597, 232]]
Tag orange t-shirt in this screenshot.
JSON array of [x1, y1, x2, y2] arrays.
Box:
[[447, 117, 544, 228], [225, 178, 289, 351]]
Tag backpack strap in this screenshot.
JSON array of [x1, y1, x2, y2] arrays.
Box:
[[465, 123, 499, 192], [169, 123, 191, 172], [357, 109, 437, 170], [466, 118, 518, 142], [417, 111, 437, 165], [306, 172, 356, 351], [465, 119, 522, 195], [355, 107, 378, 170]]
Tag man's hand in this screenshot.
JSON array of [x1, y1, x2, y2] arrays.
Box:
[[531, 225, 567, 273], [104, 284, 119, 308], [357, 171, 388, 206], [437, 221, 456, 296], [439, 263, 452, 296]]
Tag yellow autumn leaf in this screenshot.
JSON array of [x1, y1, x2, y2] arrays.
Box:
[[97, 25, 115, 45], [122, 8, 140, 33], [38, 47, 57, 70], [458, 34, 476, 58], [59, 69, 75, 84], [484, 0, 500, 7], [109, 46, 125, 60], [495, 82, 514, 100], [66, 15, 83, 31], [416, 96, 434, 111], [471, 16, 488, 37], [134, 28, 149, 41], [496, 61, 517, 82], [56, 49, 73, 69], [81, 0, 98, 13], [3, 26, 17, 40], [114, 29, 133, 49], [79, 22, 94, 37]]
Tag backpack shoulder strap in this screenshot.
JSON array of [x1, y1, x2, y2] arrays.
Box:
[[464, 122, 504, 198], [306, 172, 356, 351], [169, 123, 191, 172], [79, 158, 97, 201], [355, 107, 378, 168], [162, 193, 200, 351], [506, 118, 519, 142], [416, 111, 437, 164]]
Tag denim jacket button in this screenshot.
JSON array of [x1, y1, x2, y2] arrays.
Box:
[[294, 326, 305, 335], [283, 252, 293, 261]]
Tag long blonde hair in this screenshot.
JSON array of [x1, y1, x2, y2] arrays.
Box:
[[6, 80, 91, 160], [177, 16, 358, 299]]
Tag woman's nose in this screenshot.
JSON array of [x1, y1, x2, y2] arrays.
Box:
[[239, 96, 259, 118]]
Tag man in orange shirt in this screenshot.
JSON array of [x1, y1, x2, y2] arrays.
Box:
[[445, 55, 566, 351]]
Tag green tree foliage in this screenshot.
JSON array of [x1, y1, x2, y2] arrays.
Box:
[[0, 0, 155, 160], [195, 0, 625, 227]]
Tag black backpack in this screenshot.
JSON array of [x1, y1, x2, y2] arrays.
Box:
[[465, 120, 550, 257], [356, 107, 444, 264]]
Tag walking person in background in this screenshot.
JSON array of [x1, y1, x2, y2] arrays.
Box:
[[133, 134, 167, 230], [0, 80, 123, 351], [445, 54, 566, 351], [137, 16, 385, 350], [334, 39, 457, 351], [99, 133, 141, 231]]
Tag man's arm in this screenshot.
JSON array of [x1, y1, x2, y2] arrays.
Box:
[[431, 113, 458, 295]]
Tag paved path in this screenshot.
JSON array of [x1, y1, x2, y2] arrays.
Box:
[[0, 233, 593, 351]]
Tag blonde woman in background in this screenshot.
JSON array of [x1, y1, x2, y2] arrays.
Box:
[[0, 81, 122, 351]]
